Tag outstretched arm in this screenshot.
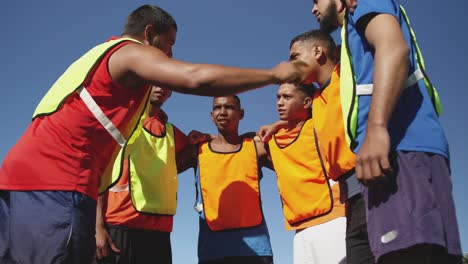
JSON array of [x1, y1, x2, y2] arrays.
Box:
[[110, 44, 305, 96], [355, 14, 409, 186]]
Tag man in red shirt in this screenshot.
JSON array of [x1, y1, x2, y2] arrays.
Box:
[[0, 4, 304, 264]]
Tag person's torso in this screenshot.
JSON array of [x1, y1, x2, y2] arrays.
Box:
[[346, 0, 448, 157], [268, 119, 345, 230], [0, 39, 148, 199], [195, 139, 272, 261], [105, 118, 178, 232]]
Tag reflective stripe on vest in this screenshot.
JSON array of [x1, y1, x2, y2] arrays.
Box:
[[340, 6, 442, 148], [30, 38, 150, 194], [78, 86, 126, 147], [198, 139, 263, 231], [268, 119, 333, 225], [356, 68, 424, 95]]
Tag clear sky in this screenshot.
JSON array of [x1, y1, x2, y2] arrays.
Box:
[[1, 0, 466, 263]]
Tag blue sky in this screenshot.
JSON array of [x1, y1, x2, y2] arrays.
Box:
[[1, 0, 466, 263]]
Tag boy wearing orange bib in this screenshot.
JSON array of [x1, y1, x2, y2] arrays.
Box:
[[190, 95, 274, 264]]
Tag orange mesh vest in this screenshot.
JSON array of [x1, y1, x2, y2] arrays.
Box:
[[269, 119, 333, 226], [198, 138, 263, 231], [313, 64, 356, 180]]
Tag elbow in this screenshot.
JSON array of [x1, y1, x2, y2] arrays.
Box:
[[396, 42, 410, 66], [183, 72, 203, 91], [182, 69, 212, 94]]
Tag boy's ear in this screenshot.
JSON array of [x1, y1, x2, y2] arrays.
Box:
[[314, 46, 324, 59], [303, 97, 312, 109], [240, 109, 245, 120], [143, 24, 153, 45]]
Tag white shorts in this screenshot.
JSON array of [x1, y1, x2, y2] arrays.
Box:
[[293, 217, 347, 264]]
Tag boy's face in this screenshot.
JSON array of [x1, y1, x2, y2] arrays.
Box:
[[276, 84, 310, 121], [211, 96, 244, 132], [149, 86, 172, 107], [289, 41, 318, 84]]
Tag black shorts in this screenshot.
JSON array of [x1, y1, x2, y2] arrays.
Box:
[[93, 225, 172, 264]]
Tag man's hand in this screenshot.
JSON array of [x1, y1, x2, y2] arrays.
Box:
[[257, 125, 275, 143], [355, 124, 392, 186], [95, 225, 120, 260], [271, 61, 305, 85], [257, 121, 288, 142]]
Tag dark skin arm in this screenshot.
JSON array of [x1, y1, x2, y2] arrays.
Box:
[[255, 136, 274, 170], [176, 129, 214, 173], [355, 14, 409, 186], [257, 120, 288, 142], [176, 144, 198, 173], [95, 194, 120, 259], [108, 43, 305, 95]]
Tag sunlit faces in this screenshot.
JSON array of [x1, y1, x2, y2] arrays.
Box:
[[211, 96, 244, 131], [276, 84, 311, 121], [149, 86, 172, 107], [150, 26, 177, 58]]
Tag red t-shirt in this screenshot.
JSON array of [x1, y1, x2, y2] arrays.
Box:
[[104, 109, 188, 232], [0, 38, 148, 200]]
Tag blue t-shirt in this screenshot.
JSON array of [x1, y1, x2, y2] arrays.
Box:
[[347, 0, 449, 158], [194, 165, 273, 263]]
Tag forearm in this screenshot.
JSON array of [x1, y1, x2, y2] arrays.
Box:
[[171, 64, 278, 96], [124, 45, 300, 96], [273, 120, 288, 130], [176, 145, 197, 173], [96, 195, 107, 229]]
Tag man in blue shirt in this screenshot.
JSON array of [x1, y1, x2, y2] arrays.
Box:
[[311, 0, 462, 263]]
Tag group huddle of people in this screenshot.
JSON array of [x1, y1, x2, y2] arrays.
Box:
[[0, 0, 463, 263]]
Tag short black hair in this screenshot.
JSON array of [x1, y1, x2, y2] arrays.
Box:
[[290, 29, 337, 62], [298, 83, 317, 98], [213, 95, 241, 109], [123, 5, 177, 36]]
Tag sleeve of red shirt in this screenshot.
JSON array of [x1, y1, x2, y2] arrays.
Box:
[[173, 125, 189, 154]]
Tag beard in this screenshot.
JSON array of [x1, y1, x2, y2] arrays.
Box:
[[320, 1, 339, 33]]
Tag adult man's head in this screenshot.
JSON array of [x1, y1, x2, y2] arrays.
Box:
[[211, 95, 244, 133], [149, 86, 172, 107], [289, 30, 338, 85], [311, 0, 347, 33], [276, 83, 316, 123], [122, 5, 177, 56]]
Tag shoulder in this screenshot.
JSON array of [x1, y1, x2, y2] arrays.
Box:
[[351, 0, 399, 23]]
